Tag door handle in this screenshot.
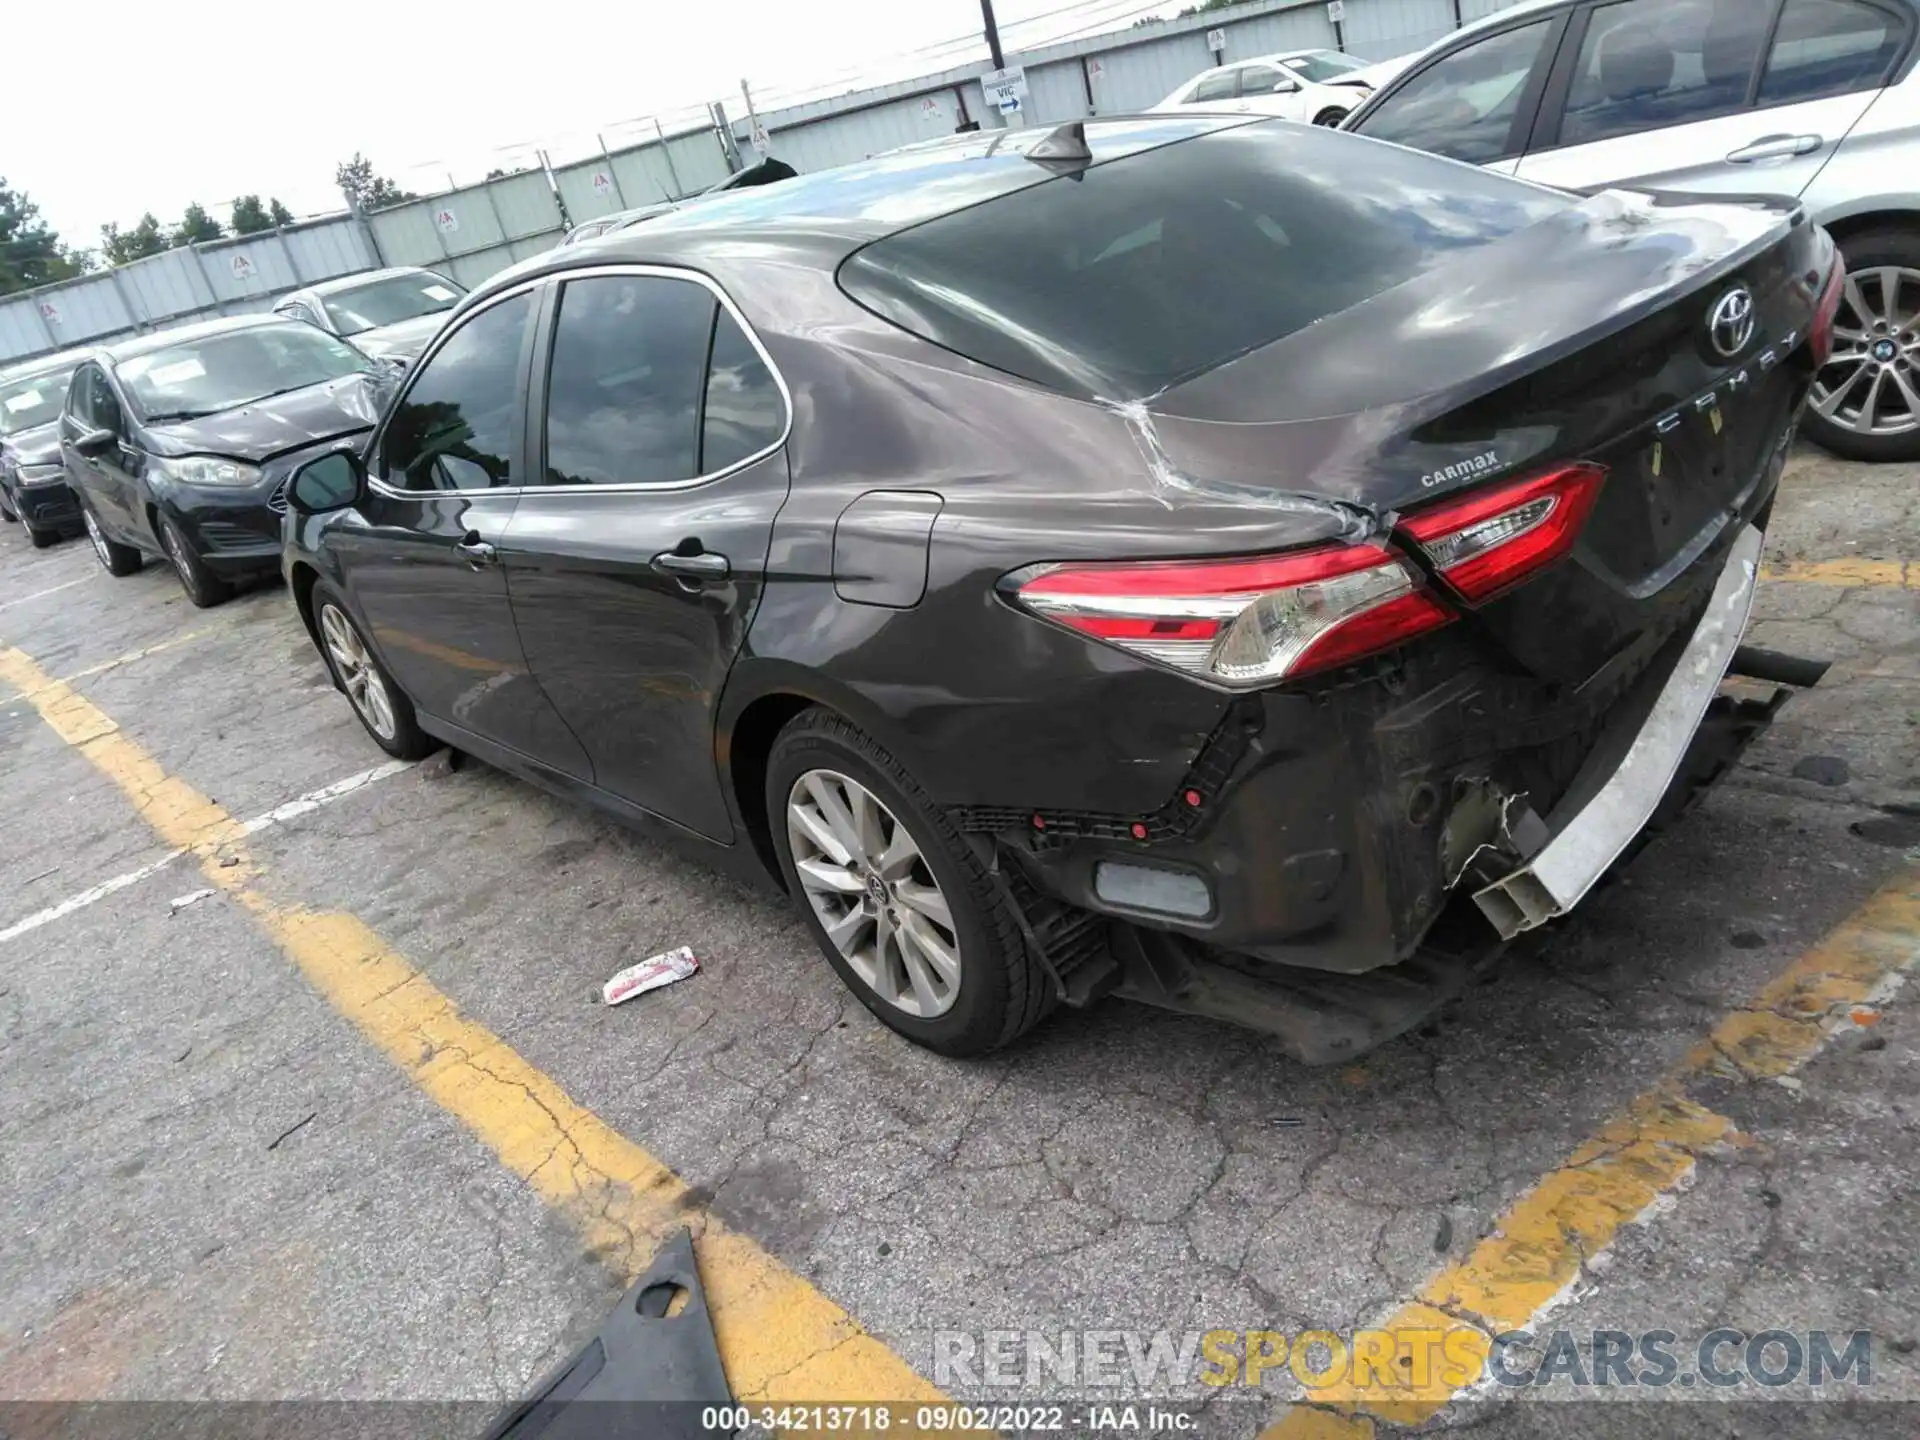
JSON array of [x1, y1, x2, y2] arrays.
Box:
[[1726, 133, 1822, 164], [455, 535, 497, 568], [650, 548, 730, 581]]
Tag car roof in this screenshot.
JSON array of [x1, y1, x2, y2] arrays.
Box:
[[300, 266, 450, 297], [97, 312, 303, 362], [468, 113, 1244, 301], [0, 347, 92, 381]]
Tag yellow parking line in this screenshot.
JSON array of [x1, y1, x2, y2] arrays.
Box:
[[1764, 558, 1914, 589], [1262, 868, 1920, 1437], [0, 642, 947, 1406]]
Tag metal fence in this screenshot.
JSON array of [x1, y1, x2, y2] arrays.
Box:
[[0, 0, 1523, 368]]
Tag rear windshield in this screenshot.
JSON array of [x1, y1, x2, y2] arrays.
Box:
[[838, 122, 1568, 400]]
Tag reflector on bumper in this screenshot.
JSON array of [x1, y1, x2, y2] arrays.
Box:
[[1472, 524, 1763, 939]]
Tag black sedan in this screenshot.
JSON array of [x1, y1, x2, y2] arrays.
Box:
[[62, 315, 388, 606], [283, 115, 1839, 1058], [0, 351, 88, 547]]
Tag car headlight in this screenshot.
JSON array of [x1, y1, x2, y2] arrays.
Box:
[[157, 455, 264, 488], [17, 462, 66, 485]]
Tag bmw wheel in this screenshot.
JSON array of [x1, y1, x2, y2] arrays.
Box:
[[312, 583, 434, 760], [83, 506, 143, 577], [767, 708, 1052, 1056], [1805, 229, 1920, 463]]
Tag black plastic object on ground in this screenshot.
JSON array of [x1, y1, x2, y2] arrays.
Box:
[[480, 1228, 736, 1440]]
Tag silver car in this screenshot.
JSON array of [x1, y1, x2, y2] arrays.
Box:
[[1346, 0, 1920, 461], [273, 267, 467, 365]]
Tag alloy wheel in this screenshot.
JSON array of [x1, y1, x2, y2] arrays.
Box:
[[83, 509, 113, 569], [1811, 264, 1920, 438], [786, 767, 962, 1019], [318, 602, 398, 742], [161, 518, 197, 586]]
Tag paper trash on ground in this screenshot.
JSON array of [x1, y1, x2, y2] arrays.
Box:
[[602, 946, 699, 1006]]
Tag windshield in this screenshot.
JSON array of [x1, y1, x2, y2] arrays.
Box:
[[0, 368, 76, 435], [320, 273, 464, 336], [117, 326, 373, 421], [1280, 50, 1368, 82]]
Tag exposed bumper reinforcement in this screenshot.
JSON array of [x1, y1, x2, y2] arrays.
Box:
[[1473, 524, 1763, 939]]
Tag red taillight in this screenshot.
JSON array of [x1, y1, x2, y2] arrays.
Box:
[[1810, 260, 1844, 368], [1007, 542, 1452, 687], [1402, 463, 1606, 602]]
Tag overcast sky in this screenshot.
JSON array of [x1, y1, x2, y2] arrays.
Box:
[[8, 0, 1178, 249]]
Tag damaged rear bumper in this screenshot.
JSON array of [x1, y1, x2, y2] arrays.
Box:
[[1473, 524, 1762, 938]]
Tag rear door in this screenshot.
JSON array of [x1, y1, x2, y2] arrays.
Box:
[[1514, 0, 1908, 197], [501, 266, 791, 842], [325, 287, 591, 776], [1345, 11, 1571, 175]]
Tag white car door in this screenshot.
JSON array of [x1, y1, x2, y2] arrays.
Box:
[[1513, 0, 1898, 200]]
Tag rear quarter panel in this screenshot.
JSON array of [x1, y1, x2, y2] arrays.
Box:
[[1802, 70, 1920, 226]]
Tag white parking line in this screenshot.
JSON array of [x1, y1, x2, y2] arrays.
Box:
[[0, 575, 92, 614], [0, 759, 415, 944]]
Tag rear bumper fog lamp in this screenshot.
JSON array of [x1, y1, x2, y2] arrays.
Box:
[[1094, 860, 1214, 919]]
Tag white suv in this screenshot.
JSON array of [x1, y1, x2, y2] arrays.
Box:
[[1151, 49, 1383, 128], [1345, 0, 1920, 461]]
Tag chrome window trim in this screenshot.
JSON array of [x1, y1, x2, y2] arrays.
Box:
[[366, 263, 793, 501]]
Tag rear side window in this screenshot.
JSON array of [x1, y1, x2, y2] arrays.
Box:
[[1558, 0, 1770, 147], [1760, 0, 1908, 104], [1190, 72, 1239, 102], [1352, 18, 1558, 163], [542, 274, 783, 486], [839, 123, 1568, 402]]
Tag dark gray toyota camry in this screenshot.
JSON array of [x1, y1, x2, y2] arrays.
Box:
[[282, 114, 1841, 1059]]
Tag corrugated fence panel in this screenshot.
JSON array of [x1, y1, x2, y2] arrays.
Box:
[[608, 147, 682, 209], [554, 158, 630, 221], [1344, 0, 1457, 57], [1024, 60, 1093, 121], [117, 249, 216, 325], [489, 171, 564, 240], [442, 248, 521, 289], [1087, 32, 1222, 111], [1461, 0, 1527, 20], [764, 97, 945, 172], [20, 275, 129, 345], [1219, 5, 1341, 60], [367, 202, 456, 268], [0, 299, 57, 362], [282, 218, 376, 283], [665, 131, 732, 193], [197, 234, 301, 302]]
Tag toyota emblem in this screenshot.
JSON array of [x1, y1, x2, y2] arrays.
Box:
[[1707, 287, 1757, 358]]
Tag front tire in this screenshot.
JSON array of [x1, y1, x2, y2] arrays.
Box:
[[83, 505, 143, 577], [0, 486, 16, 522], [1313, 106, 1350, 126], [311, 583, 435, 760], [766, 709, 1052, 1057], [157, 511, 233, 608], [1804, 227, 1920, 463]]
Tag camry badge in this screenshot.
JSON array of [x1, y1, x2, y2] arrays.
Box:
[[1708, 287, 1757, 358]]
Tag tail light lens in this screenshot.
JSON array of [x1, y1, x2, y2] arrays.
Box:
[[1005, 544, 1452, 687], [1402, 462, 1606, 602], [1810, 260, 1844, 368]]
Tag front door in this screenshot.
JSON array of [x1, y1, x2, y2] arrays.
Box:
[[501, 269, 793, 841], [1513, 0, 1902, 200], [63, 366, 141, 539], [330, 287, 590, 777]]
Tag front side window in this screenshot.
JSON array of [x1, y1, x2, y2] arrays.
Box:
[[1558, 0, 1770, 148], [1190, 72, 1240, 103], [68, 366, 124, 435], [117, 325, 371, 423], [1280, 50, 1367, 82], [0, 367, 77, 435], [1353, 18, 1557, 164], [321, 272, 465, 336], [381, 292, 532, 492], [1760, 0, 1907, 104], [1238, 66, 1289, 96]]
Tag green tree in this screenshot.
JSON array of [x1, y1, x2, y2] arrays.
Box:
[[335, 153, 417, 213], [172, 202, 225, 247], [0, 178, 88, 296], [100, 213, 169, 266], [229, 194, 297, 235]]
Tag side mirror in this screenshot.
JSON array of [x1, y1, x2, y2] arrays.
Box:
[[288, 450, 365, 514], [1276, 79, 1301, 93], [72, 428, 118, 459]]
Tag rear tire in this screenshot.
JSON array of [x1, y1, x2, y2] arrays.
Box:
[[25, 518, 58, 549], [311, 582, 435, 760], [157, 510, 233, 608], [82, 504, 143, 577], [1803, 226, 1920, 463], [766, 708, 1053, 1057], [1313, 106, 1350, 126]]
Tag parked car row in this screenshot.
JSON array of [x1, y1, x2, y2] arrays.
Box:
[[1, 109, 1845, 1062]]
